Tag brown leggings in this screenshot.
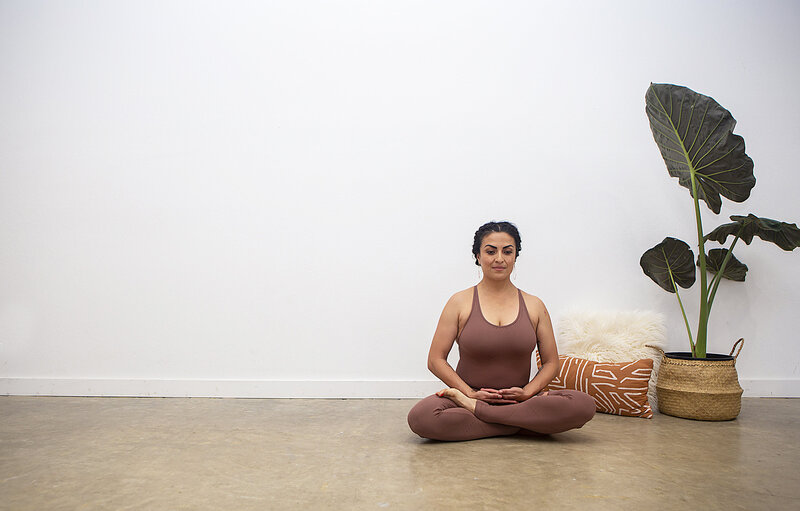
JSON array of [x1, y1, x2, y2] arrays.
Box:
[[407, 390, 596, 441]]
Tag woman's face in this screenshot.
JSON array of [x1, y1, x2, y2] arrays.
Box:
[[477, 232, 517, 280]]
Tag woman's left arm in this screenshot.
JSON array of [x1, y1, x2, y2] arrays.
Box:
[[498, 296, 560, 402]]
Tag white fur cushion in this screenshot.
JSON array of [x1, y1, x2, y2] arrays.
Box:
[[555, 310, 666, 410]]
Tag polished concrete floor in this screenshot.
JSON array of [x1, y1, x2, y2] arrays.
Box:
[[1, 397, 798, 510]]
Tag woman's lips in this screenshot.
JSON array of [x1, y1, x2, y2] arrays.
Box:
[[492, 267, 505, 271]]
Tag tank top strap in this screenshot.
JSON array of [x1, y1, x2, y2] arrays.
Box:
[[456, 286, 481, 343], [517, 288, 532, 324], [471, 285, 480, 314]]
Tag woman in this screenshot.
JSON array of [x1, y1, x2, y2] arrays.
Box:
[[407, 221, 595, 441]]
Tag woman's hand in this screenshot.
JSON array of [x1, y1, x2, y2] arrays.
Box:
[[474, 388, 518, 404], [497, 387, 535, 402]]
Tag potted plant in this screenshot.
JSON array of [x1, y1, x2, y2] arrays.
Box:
[[639, 83, 800, 420]]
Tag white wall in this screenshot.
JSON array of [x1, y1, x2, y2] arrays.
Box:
[[2, 0, 799, 397]]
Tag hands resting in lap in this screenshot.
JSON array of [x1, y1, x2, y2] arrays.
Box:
[[472, 387, 549, 404]]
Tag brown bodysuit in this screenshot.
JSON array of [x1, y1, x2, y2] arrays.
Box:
[[407, 286, 595, 441]]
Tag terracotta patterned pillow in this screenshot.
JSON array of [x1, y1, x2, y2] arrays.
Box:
[[536, 352, 654, 418]]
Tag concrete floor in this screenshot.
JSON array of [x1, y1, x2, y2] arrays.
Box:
[[0, 398, 798, 510]]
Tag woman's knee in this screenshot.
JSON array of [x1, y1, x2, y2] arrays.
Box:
[[407, 396, 442, 438], [548, 390, 596, 425], [407, 405, 428, 437], [572, 391, 596, 423]]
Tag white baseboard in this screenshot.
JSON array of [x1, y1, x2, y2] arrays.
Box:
[[1, 378, 798, 398], [740, 379, 800, 397], [0, 378, 445, 398]]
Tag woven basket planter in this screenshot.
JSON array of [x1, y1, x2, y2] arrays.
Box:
[[655, 339, 744, 421]]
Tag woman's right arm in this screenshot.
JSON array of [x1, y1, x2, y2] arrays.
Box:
[[426, 294, 478, 398]]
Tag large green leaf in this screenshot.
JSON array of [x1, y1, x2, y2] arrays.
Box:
[[640, 237, 696, 293], [705, 214, 800, 251], [645, 83, 755, 214], [699, 249, 748, 281]]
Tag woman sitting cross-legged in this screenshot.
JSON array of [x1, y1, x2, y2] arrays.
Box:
[[407, 221, 595, 441]]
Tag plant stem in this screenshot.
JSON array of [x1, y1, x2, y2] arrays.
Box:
[[707, 261, 723, 300], [688, 172, 708, 358], [708, 229, 743, 313], [667, 261, 696, 356]]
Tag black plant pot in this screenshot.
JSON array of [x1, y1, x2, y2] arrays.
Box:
[[663, 352, 735, 361]]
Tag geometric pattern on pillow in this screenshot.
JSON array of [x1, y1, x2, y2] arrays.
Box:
[[538, 354, 654, 418]]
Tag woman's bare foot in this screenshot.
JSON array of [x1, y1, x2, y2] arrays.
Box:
[[436, 388, 477, 413]]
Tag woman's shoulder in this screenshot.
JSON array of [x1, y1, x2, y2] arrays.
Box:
[[438, 287, 476, 326], [519, 289, 554, 336], [446, 286, 476, 308], [519, 289, 548, 315]]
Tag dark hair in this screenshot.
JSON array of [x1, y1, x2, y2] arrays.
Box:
[[472, 221, 522, 266]]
